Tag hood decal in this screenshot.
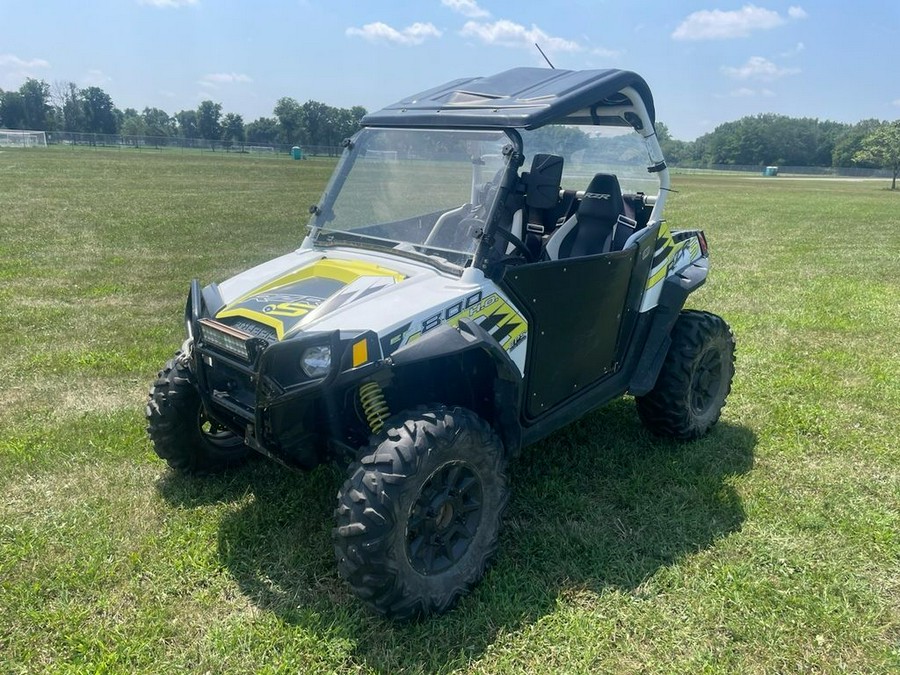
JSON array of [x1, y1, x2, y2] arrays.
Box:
[[216, 258, 405, 340]]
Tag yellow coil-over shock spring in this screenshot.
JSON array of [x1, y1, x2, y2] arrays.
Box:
[[359, 381, 390, 434]]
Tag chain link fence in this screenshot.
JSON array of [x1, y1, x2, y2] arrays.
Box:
[[674, 163, 893, 178], [44, 131, 341, 157], [20, 132, 897, 179]]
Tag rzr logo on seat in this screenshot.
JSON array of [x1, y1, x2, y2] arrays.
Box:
[[584, 192, 611, 200]]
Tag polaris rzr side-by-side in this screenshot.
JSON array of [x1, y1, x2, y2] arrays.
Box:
[[147, 67, 735, 619]]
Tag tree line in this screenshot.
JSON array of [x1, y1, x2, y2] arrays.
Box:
[[0, 78, 367, 149], [1, 78, 897, 186], [656, 114, 897, 171]]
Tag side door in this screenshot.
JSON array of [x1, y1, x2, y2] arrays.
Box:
[[500, 226, 657, 419]]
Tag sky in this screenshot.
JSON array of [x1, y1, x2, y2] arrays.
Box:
[[1, 0, 899, 140]]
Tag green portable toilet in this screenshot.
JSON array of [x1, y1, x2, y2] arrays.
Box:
[[763, 166, 778, 177], [291, 146, 303, 160]]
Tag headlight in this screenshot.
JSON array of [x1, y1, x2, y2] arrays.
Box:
[[300, 345, 331, 378]]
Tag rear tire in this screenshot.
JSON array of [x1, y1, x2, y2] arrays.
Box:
[[333, 406, 508, 619], [146, 352, 250, 473], [636, 310, 735, 440]]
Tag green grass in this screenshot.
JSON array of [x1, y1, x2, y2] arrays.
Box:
[[1, 148, 898, 673]]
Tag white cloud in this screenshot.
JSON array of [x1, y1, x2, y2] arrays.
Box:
[[0, 54, 51, 88], [726, 87, 776, 97], [722, 56, 800, 80], [591, 46, 621, 59], [460, 19, 581, 52], [346, 21, 442, 46], [441, 0, 489, 19], [0, 54, 50, 69], [138, 0, 198, 8], [780, 41, 805, 57], [892, 99, 900, 107], [199, 72, 253, 87], [672, 4, 806, 41], [81, 69, 112, 86]]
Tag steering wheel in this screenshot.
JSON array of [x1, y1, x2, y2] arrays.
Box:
[[493, 225, 536, 264]]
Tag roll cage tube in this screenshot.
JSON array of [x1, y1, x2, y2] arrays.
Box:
[[472, 129, 524, 271], [619, 86, 670, 224]]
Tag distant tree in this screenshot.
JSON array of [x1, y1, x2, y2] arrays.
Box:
[[832, 119, 883, 168], [350, 105, 368, 122], [121, 108, 146, 140], [19, 78, 51, 130], [691, 114, 849, 168], [197, 100, 222, 146], [220, 112, 245, 148], [142, 107, 175, 138], [854, 120, 900, 190], [655, 121, 693, 166], [301, 100, 333, 147], [81, 86, 118, 135], [0, 90, 26, 129], [332, 105, 367, 144], [56, 82, 85, 132], [525, 124, 590, 157], [274, 97, 303, 144], [174, 109, 199, 139], [245, 116, 279, 144]]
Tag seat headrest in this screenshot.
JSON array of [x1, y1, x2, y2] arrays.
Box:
[[524, 154, 564, 209], [578, 173, 624, 221]]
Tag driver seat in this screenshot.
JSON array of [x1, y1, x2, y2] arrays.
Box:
[[544, 173, 629, 259]]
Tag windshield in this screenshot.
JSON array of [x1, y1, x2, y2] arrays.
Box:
[[310, 128, 510, 266], [520, 125, 659, 196]]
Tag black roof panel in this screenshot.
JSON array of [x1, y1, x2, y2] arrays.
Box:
[[362, 67, 655, 130]]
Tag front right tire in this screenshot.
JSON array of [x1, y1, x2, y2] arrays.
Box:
[[636, 310, 736, 440], [333, 406, 508, 619], [146, 352, 250, 473]]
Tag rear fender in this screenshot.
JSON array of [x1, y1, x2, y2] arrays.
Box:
[[629, 257, 708, 396]]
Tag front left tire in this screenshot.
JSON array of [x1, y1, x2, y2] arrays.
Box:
[[333, 406, 508, 619]]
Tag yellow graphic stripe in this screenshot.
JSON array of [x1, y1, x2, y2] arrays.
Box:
[[218, 307, 290, 339], [689, 237, 701, 260], [228, 259, 405, 307], [404, 293, 528, 352], [646, 222, 678, 291], [456, 298, 527, 348], [217, 259, 405, 340]]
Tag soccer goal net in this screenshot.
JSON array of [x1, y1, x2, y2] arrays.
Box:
[[365, 149, 398, 162], [0, 129, 48, 148]]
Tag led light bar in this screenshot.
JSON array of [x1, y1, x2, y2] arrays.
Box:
[[198, 319, 252, 360]]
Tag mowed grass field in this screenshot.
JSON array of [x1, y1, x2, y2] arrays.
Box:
[[1, 147, 898, 673]]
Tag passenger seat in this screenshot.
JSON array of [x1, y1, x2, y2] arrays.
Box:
[[544, 173, 636, 259]]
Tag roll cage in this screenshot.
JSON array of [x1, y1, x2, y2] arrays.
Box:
[[307, 67, 670, 276]]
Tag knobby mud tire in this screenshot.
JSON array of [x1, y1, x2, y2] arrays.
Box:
[[333, 406, 508, 619], [636, 310, 736, 440], [146, 353, 250, 473]]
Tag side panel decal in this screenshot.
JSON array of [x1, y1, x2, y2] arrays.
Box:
[[401, 292, 527, 356]]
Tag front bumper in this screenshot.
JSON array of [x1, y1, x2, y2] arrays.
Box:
[[186, 281, 383, 468]]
